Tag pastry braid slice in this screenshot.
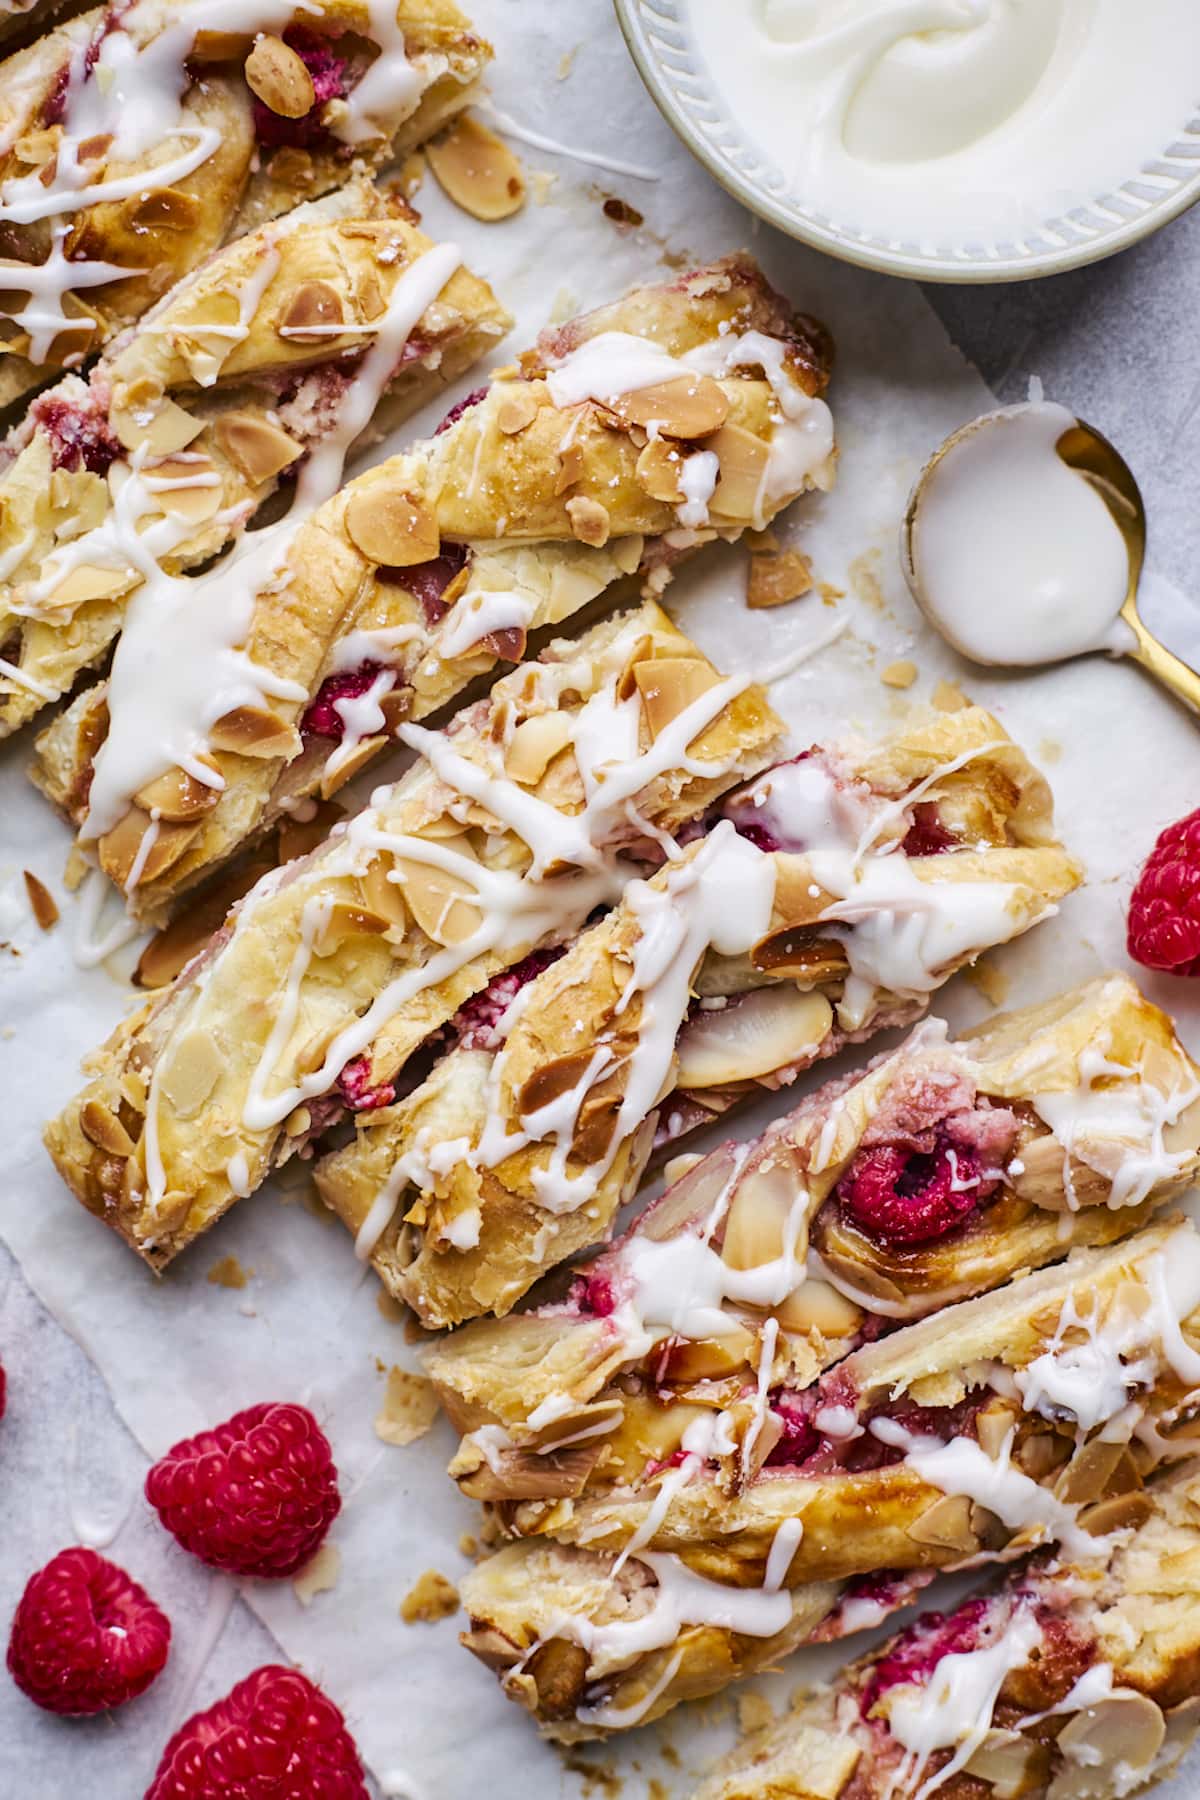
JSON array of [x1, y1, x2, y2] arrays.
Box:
[[426, 973, 1200, 1511], [316, 705, 1080, 1326], [0, 0, 491, 407], [455, 1220, 1200, 1739], [29, 254, 834, 919], [696, 1458, 1200, 1800], [44, 603, 783, 1266], [0, 183, 509, 735]]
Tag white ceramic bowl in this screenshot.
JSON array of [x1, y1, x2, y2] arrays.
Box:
[[614, 0, 1200, 283]]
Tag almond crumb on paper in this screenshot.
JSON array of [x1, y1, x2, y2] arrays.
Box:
[[293, 1542, 341, 1606], [965, 957, 1010, 1007], [375, 1366, 440, 1446], [737, 1692, 775, 1734], [748, 547, 812, 610], [932, 678, 970, 712], [206, 1255, 251, 1290], [23, 871, 59, 930], [426, 115, 526, 222], [400, 1569, 459, 1624], [880, 659, 917, 690]]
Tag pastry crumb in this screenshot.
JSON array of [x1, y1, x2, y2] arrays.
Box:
[[375, 1366, 440, 1446], [931, 678, 970, 712], [818, 581, 845, 607], [400, 1569, 459, 1624], [880, 659, 917, 690], [23, 871, 59, 930], [557, 46, 577, 79], [293, 1542, 341, 1606], [602, 195, 643, 228], [206, 1255, 251, 1290], [563, 1756, 622, 1798], [848, 549, 887, 614], [63, 846, 89, 892], [965, 957, 1010, 1006], [530, 168, 558, 206], [737, 1692, 775, 1734], [458, 1532, 479, 1558], [748, 547, 812, 609], [1038, 736, 1064, 764]]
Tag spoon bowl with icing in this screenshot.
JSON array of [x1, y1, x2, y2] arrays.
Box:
[[902, 402, 1200, 716]]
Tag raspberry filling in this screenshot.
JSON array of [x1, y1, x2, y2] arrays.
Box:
[[576, 1271, 617, 1317], [302, 660, 385, 741], [32, 395, 122, 475], [450, 947, 566, 1052], [337, 1053, 395, 1112], [435, 386, 489, 435], [902, 802, 960, 857], [763, 1392, 983, 1476], [377, 541, 470, 627], [860, 1595, 991, 1716], [838, 1138, 987, 1246], [251, 27, 349, 149]]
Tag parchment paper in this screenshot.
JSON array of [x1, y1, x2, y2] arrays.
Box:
[[3, 2, 1200, 1794]]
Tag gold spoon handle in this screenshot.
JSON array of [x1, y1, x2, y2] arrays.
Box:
[[1121, 600, 1200, 717]]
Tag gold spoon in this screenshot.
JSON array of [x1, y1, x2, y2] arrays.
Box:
[[901, 410, 1200, 716]]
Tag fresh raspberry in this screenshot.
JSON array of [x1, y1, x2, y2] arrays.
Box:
[[7, 1547, 170, 1715], [145, 1403, 340, 1579], [146, 1664, 369, 1800], [838, 1142, 980, 1245], [1128, 808, 1200, 977]]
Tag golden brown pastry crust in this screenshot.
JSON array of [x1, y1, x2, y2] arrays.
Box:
[[29, 255, 833, 919], [425, 973, 1200, 1513], [0, 0, 491, 405], [317, 706, 1080, 1328], [0, 186, 509, 735], [696, 1460, 1200, 1800], [44, 602, 783, 1266]]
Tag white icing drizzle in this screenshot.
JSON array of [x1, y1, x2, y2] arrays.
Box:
[[1032, 1041, 1200, 1211], [477, 102, 661, 183], [573, 1646, 685, 1731], [1, 226, 133, 364], [763, 1514, 804, 1591], [71, 864, 145, 968], [676, 449, 719, 528], [741, 1315, 780, 1482], [432, 587, 537, 662], [557, 1549, 794, 1665]]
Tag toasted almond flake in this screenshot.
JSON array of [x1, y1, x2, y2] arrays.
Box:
[[23, 870, 58, 930], [63, 847, 90, 893], [245, 34, 316, 119], [134, 760, 221, 824], [393, 856, 482, 946], [111, 395, 203, 456], [964, 956, 1009, 1006], [375, 1367, 440, 1446], [80, 1100, 136, 1159], [609, 373, 729, 440], [708, 423, 770, 521], [555, 440, 584, 494], [400, 1568, 459, 1624], [503, 710, 572, 785], [345, 485, 440, 566], [278, 279, 344, 343], [292, 1542, 341, 1606], [738, 1693, 774, 1735], [215, 412, 304, 485], [159, 1030, 224, 1118], [495, 384, 539, 434], [880, 659, 917, 690], [206, 1255, 251, 1290], [635, 437, 685, 504], [932, 678, 970, 712], [748, 547, 813, 609], [207, 704, 296, 758], [632, 655, 720, 739], [565, 494, 610, 547], [43, 562, 134, 608], [426, 116, 526, 223]]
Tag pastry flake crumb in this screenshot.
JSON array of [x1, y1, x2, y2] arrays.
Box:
[[737, 1692, 775, 1734], [394, 149, 426, 198], [818, 581, 845, 607], [932, 678, 970, 712], [748, 546, 813, 609], [458, 1532, 479, 1558], [557, 46, 577, 79], [530, 168, 558, 207], [848, 548, 887, 614], [206, 1255, 251, 1290], [292, 1542, 341, 1606], [400, 1568, 459, 1624], [1038, 736, 1064, 764], [63, 846, 89, 893], [880, 659, 917, 690], [375, 1366, 440, 1446], [965, 956, 1010, 1006], [22, 871, 59, 930]]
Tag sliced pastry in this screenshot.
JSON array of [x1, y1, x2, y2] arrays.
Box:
[[0, 0, 490, 406], [317, 705, 1080, 1326], [456, 1218, 1200, 1737], [29, 254, 835, 918], [696, 1458, 1200, 1800], [426, 973, 1200, 1509], [44, 602, 783, 1266], [0, 182, 509, 733]]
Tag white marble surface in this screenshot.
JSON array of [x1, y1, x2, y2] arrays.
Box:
[[3, 3, 1200, 1795]]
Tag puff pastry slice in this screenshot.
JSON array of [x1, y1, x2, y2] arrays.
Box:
[[0, 183, 509, 733], [43, 602, 783, 1266], [426, 973, 1200, 1511], [456, 1219, 1200, 1738], [29, 254, 834, 918], [317, 705, 1080, 1326], [0, 0, 491, 405], [696, 1458, 1200, 1800]]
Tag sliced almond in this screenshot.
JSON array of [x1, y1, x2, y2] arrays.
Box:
[[503, 710, 573, 786], [148, 465, 223, 527], [111, 394, 203, 456], [245, 34, 316, 119], [748, 548, 812, 609], [608, 374, 729, 440], [345, 485, 440, 567], [775, 1276, 861, 1336], [127, 187, 200, 232], [215, 411, 304, 485], [134, 761, 221, 824], [721, 1161, 799, 1271], [1055, 1437, 1126, 1506], [751, 924, 848, 982], [906, 1492, 977, 1550], [393, 857, 482, 946], [517, 1050, 596, 1119], [635, 437, 685, 503], [676, 987, 833, 1090], [555, 441, 584, 494], [159, 1031, 224, 1118], [708, 424, 770, 522], [135, 862, 268, 988], [426, 115, 526, 222], [312, 900, 390, 958], [494, 385, 539, 435], [632, 656, 720, 740], [278, 279, 345, 343], [1049, 1695, 1165, 1799], [565, 495, 610, 548], [80, 1100, 137, 1160], [207, 704, 297, 758], [320, 733, 389, 800], [657, 1330, 755, 1383], [22, 870, 58, 930], [41, 562, 134, 609], [359, 856, 409, 929]]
